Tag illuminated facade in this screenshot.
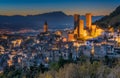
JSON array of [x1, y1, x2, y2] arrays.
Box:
[[74, 14, 80, 37], [68, 13, 104, 41], [68, 33, 75, 41], [11, 39, 22, 47], [55, 30, 62, 36], [86, 13, 92, 30], [43, 21, 48, 32], [91, 25, 96, 36], [79, 20, 84, 36], [7, 60, 13, 67], [91, 42, 95, 56], [74, 26, 78, 35]]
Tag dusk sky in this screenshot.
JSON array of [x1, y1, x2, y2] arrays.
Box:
[[0, 0, 120, 16]]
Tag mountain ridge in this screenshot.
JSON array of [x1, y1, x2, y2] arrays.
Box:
[[95, 5, 120, 29], [0, 11, 103, 31]]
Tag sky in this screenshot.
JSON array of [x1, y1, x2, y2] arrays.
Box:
[[0, 0, 120, 16]]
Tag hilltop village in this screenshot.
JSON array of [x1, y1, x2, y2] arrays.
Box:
[[0, 13, 120, 75]]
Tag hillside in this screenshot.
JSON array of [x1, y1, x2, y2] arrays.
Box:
[[0, 11, 102, 31], [95, 5, 120, 29], [0, 11, 73, 30]]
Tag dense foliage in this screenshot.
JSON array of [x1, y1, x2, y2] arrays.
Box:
[[0, 55, 120, 78]]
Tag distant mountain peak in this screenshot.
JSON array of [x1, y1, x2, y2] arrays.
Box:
[[48, 11, 65, 14], [0, 11, 102, 31], [35, 11, 67, 17]]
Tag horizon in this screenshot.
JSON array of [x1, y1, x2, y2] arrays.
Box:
[[0, 11, 105, 16], [0, 0, 120, 16]]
